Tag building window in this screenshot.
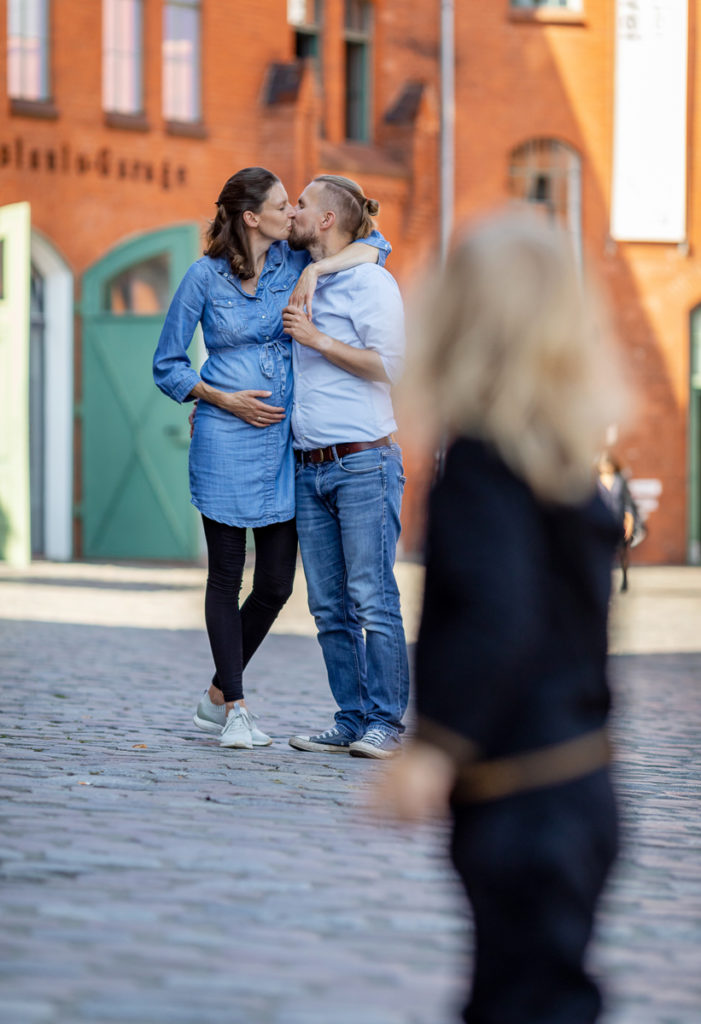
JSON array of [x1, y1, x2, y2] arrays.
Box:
[[510, 1, 583, 10], [344, 0, 372, 142], [103, 0, 144, 115], [103, 253, 171, 314], [7, 0, 50, 101], [163, 0, 202, 123], [508, 139, 582, 258], [288, 0, 322, 61]]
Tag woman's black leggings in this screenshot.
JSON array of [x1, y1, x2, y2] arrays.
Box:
[[201, 515, 298, 702]]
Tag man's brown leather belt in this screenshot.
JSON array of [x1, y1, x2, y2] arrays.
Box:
[[294, 436, 392, 465]]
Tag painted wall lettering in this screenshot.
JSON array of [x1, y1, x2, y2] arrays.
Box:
[[0, 137, 188, 190]]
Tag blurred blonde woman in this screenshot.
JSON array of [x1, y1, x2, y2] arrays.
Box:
[[375, 211, 628, 1024]]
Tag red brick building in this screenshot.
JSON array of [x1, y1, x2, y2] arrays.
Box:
[[0, 0, 440, 565], [0, 0, 699, 566]]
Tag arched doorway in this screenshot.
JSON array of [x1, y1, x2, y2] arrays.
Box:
[[0, 205, 73, 566], [30, 230, 74, 562], [80, 224, 201, 560]]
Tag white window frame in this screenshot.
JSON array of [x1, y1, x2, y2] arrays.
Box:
[[163, 0, 202, 124], [102, 0, 144, 115], [7, 0, 50, 102]]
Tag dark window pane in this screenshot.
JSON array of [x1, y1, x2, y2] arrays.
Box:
[[296, 31, 319, 59], [345, 41, 367, 141]]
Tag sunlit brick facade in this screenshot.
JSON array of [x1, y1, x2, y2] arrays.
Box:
[[1, 0, 699, 565]]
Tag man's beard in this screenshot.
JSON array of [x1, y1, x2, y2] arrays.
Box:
[[288, 225, 316, 251]]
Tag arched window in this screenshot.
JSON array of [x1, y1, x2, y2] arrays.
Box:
[[103, 253, 171, 314], [508, 138, 582, 260]]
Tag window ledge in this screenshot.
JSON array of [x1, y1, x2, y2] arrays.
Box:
[[509, 9, 587, 26], [320, 140, 409, 179], [165, 120, 208, 139], [10, 98, 59, 119], [104, 111, 151, 132]]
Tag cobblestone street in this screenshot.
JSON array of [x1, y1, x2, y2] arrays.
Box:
[[1, 561, 700, 1023]]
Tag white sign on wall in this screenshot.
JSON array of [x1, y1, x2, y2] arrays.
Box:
[[611, 0, 689, 242]]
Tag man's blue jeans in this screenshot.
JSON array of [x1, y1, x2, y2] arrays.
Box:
[[295, 443, 410, 740]]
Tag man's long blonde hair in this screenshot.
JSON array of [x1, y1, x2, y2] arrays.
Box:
[[411, 210, 629, 503]]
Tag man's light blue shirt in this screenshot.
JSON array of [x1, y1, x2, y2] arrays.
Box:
[[291, 263, 405, 449]]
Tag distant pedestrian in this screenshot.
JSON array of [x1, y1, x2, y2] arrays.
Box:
[[597, 452, 644, 592], [373, 211, 628, 1023]]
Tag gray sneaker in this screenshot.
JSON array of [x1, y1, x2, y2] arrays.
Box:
[[289, 726, 352, 753], [349, 726, 401, 759], [193, 691, 226, 734], [194, 690, 272, 746]]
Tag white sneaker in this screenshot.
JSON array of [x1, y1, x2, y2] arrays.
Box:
[[194, 690, 272, 746], [248, 713, 273, 747], [220, 704, 253, 749]]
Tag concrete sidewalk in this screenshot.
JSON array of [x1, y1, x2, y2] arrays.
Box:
[[1, 561, 700, 1023]]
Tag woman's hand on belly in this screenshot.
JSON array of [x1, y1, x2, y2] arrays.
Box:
[[221, 389, 286, 427], [189, 380, 285, 428]]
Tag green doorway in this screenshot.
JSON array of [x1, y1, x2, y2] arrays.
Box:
[[81, 225, 201, 560]]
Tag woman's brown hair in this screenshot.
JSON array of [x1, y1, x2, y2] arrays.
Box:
[[204, 166, 280, 279]]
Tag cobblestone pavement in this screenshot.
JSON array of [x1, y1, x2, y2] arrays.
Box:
[[1, 562, 700, 1024]]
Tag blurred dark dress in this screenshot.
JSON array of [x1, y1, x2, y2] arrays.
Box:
[[415, 437, 622, 1024]]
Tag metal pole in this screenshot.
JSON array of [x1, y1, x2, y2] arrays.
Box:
[[440, 0, 455, 263]]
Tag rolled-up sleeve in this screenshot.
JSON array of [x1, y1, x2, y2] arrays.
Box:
[[352, 270, 405, 384], [153, 263, 207, 403], [357, 229, 392, 267]]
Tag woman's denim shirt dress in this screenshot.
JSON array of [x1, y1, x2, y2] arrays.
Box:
[[153, 235, 390, 528]]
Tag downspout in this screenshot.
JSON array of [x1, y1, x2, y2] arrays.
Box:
[[440, 0, 455, 262]]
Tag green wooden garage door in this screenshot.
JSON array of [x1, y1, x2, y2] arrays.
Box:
[[81, 225, 200, 560]]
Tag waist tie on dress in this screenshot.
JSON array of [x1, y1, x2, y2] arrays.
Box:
[[258, 340, 289, 394]]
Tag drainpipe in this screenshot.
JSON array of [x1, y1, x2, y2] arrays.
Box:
[[440, 0, 455, 262]]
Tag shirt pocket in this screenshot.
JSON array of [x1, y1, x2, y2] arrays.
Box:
[[210, 294, 250, 341], [268, 276, 297, 305]]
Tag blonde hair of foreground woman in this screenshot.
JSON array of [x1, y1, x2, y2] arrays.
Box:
[[406, 210, 631, 504]]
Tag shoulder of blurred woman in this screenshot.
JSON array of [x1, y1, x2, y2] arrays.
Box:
[[443, 436, 526, 490]]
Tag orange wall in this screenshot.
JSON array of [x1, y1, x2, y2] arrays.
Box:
[[2, 0, 699, 562], [449, 1, 701, 563]]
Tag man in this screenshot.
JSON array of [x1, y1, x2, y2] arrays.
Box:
[[282, 175, 409, 759]]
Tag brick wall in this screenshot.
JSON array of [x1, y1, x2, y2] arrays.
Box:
[[2, 0, 698, 562]]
